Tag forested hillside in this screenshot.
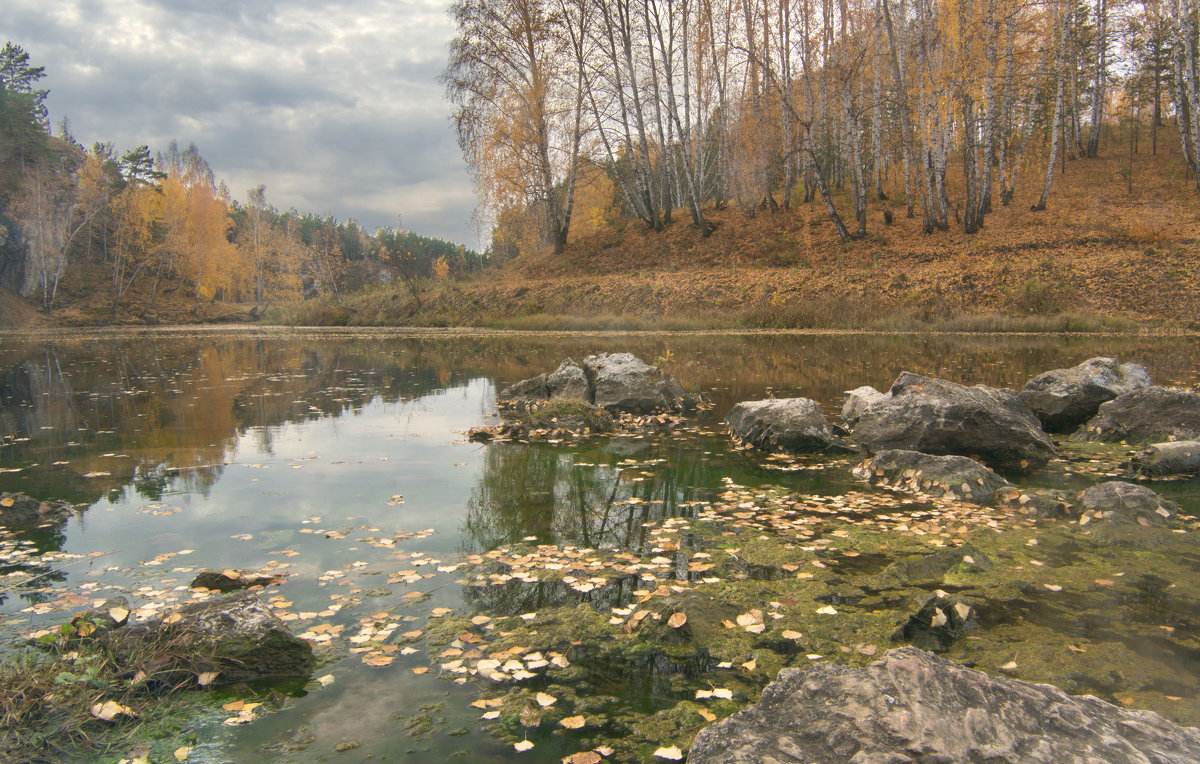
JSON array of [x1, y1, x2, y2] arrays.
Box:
[[0, 43, 482, 326], [445, 0, 1184, 256]]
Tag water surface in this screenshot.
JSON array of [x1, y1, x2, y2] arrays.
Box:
[[2, 328, 1199, 762]]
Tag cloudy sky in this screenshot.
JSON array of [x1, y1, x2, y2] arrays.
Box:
[[6, 0, 479, 247]]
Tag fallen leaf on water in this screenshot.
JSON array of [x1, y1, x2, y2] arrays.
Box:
[[999, 661, 1018, 670], [173, 747, 191, 762], [564, 753, 601, 764], [535, 692, 557, 707], [471, 697, 504, 709], [781, 630, 803, 640], [363, 655, 394, 667], [741, 659, 757, 671], [697, 708, 716, 722], [816, 605, 838, 615], [667, 612, 687, 628], [1094, 579, 1114, 586], [317, 674, 335, 687], [653, 746, 684, 760], [481, 711, 501, 719], [196, 671, 219, 686], [1044, 584, 1063, 592], [411, 666, 429, 674], [559, 714, 586, 729], [930, 608, 948, 627], [514, 740, 535, 752]]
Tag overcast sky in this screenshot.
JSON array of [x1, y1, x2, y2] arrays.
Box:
[[6, 0, 479, 247]]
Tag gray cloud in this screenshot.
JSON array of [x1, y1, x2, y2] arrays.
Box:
[[6, 0, 479, 247]]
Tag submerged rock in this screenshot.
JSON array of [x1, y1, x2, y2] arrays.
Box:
[[1077, 481, 1177, 526], [0, 492, 73, 529], [996, 486, 1075, 519], [1132, 440, 1200, 477], [851, 372, 1056, 471], [689, 647, 1200, 764], [104, 591, 314, 684], [190, 569, 285, 592], [725, 398, 836, 452], [852, 449, 1012, 504], [840, 385, 890, 426], [1019, 357, 1152, 432], [1077, 386, 1200, 443], [499, 353, 691, 413], [871, 543, 994, 588], [891, 592, 978, 651]]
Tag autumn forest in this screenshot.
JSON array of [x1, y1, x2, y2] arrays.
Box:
[[0, 42, 482, 323], [446, 0, 1182, 251]]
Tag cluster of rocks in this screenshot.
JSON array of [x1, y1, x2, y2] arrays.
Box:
[[500, 352, 699, 414], [724, 356, 1200, 528], [729, 356, 1200, 466]]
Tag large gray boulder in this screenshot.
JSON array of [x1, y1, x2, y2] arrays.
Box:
[[1019, 357, 1152, 432], [0, 492, 73, 529], [499, 353, 688, 413], [1077, 481, 1178, 526], [1133, 440, 1200, 477], [851, 372, 1056, 471], [586, 352, 686, 412], [689, 647, 1200, 764], [726, 398, 836, 452], [1077, 386, 1200, 443], [104, 591, 314, 685], [852, 449, 1013, 504], [841, 385, 890, 426]]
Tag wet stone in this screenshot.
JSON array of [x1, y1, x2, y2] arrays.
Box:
[[689, 647, 1200, 764], [1077, 481, 1178, 526], [891, 593, 978, 651]]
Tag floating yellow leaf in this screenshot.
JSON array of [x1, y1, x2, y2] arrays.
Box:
[[781, 630, 803, 640], [514, 740, 535, 752], [90, 700, 133, 721], [559, 714, 586, 729], [535, 692, 557, 707], [667, 612, 687, 629], [196, 671, 219, 686], [564, 753, 601, 764], [653, 746, 684, 760], [697, 708, 716, 722], [173, 746, 192, 762]]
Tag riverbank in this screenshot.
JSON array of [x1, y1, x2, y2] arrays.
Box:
[[281, 147, 1196, 332], [2, 148, 1196, 333]]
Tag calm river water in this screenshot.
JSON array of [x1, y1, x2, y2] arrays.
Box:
[[2, 328, 1199, 762]]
